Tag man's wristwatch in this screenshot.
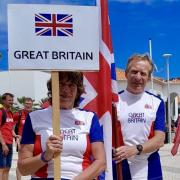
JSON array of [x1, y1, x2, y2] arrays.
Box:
[[136, 144, 143, 155]]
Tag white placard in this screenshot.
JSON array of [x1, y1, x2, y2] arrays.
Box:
[[8, 4, 99, 70]]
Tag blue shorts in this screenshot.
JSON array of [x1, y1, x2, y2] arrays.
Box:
[[0, 144, 13, 168]]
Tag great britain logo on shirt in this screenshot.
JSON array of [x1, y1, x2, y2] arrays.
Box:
[[144, 104, 152, 109], [6, 118, 14, 123], [75, 120, 85, 125], [128, 112, 146, 123], [60, 128, 78, 141]]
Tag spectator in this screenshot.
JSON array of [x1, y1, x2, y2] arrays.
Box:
[[171, 114, 180, 156], [0, 93, 15, 180], [13, 97, 33, 180]]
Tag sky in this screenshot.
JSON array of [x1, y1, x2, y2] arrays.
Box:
[[0, 0, 180, 79]]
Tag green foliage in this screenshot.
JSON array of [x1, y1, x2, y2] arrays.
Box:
[[32, 103, 40, 111], [0, 95, 2, 104], [11, 102, 20, 113], [17, 96, 26, 105]]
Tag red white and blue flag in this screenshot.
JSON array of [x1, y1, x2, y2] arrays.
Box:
[[79, 0, 119, 179], [171, 115, 180, 156], [35, 13, 73, 36]]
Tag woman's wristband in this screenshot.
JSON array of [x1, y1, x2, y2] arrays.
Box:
[[40, 151, 51, 163]]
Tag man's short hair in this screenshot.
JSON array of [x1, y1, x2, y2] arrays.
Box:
[[24, 97, 33, 102], [47, 71, 85, 107], [2, 93, 14, 101], [125, 53, 154, 77]]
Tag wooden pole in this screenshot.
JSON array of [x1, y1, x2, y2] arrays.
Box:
[[112, 105, 123, 180], [51, 71, 61, 180]]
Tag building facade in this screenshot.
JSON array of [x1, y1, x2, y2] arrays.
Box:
[[0, 69, 180, 120]]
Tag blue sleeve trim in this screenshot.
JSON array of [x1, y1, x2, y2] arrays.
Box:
[[89, 113, 103, 143], [154, 100, 165, 132], [21, 114, 35, 144], [145, 91, 163, 101]]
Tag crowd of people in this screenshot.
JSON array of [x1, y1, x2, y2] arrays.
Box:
[[0, 94, 33, 180], [0, 54, 179, 180]]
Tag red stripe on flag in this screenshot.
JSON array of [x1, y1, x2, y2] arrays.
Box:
[[83, 53, 112, 118], [81, 0, 122, 179], [100, 0, 113, 53], [171, 115, 180, 156]]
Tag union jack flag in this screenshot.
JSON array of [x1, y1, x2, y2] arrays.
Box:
[[79, 0, 119, 179], [35, 13, 73, 36]]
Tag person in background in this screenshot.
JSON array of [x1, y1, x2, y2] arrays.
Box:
[[171, 114, 180, 156], [174, 115, 180, 132], [18, 72, 106, 180], [13, 97, 33, 180], [114, 54, 165, 179], [0, 93, 15, 180], [40, 99, 50, 109]]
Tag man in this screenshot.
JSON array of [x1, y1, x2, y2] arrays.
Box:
[[14, 97, 33, 139], [171, 114, 180, 156], [13, 97, 33, 180], [114, 54, 165, 179], [0, 93, 15, 180]]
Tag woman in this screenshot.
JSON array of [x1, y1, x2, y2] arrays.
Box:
[[18, 72, 106, 180]]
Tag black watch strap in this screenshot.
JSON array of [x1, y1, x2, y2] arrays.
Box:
[[136, 144, 143, 155]]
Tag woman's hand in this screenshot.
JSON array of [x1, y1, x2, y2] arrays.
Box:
[[44, 134, 63, 161]]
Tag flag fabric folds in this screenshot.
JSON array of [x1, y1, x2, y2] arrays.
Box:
[[79, 0, 119, 179], [171, 115, 180, 156]]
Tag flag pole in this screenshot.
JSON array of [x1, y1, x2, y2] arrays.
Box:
[[51, 71, 61, 180], [149, 38, 154, 91], [112, 105, 123, 180]]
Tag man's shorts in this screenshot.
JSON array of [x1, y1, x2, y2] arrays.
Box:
[[0, 144, 13, 168]]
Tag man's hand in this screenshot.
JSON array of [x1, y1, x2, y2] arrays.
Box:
[[2, 143, 9, 156], [113, 145, 138, 163], [15, 135, 21, 150]]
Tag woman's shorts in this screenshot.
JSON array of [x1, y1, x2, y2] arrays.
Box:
[[0, 144, 13, 168]]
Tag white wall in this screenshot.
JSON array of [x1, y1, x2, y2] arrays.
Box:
[[0, 71, 50, 103], [170, 84, 180, 96], [33, 71, 50, 103]]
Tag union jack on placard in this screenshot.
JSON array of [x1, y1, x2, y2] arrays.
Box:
[[35, 13, 73, 36]]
